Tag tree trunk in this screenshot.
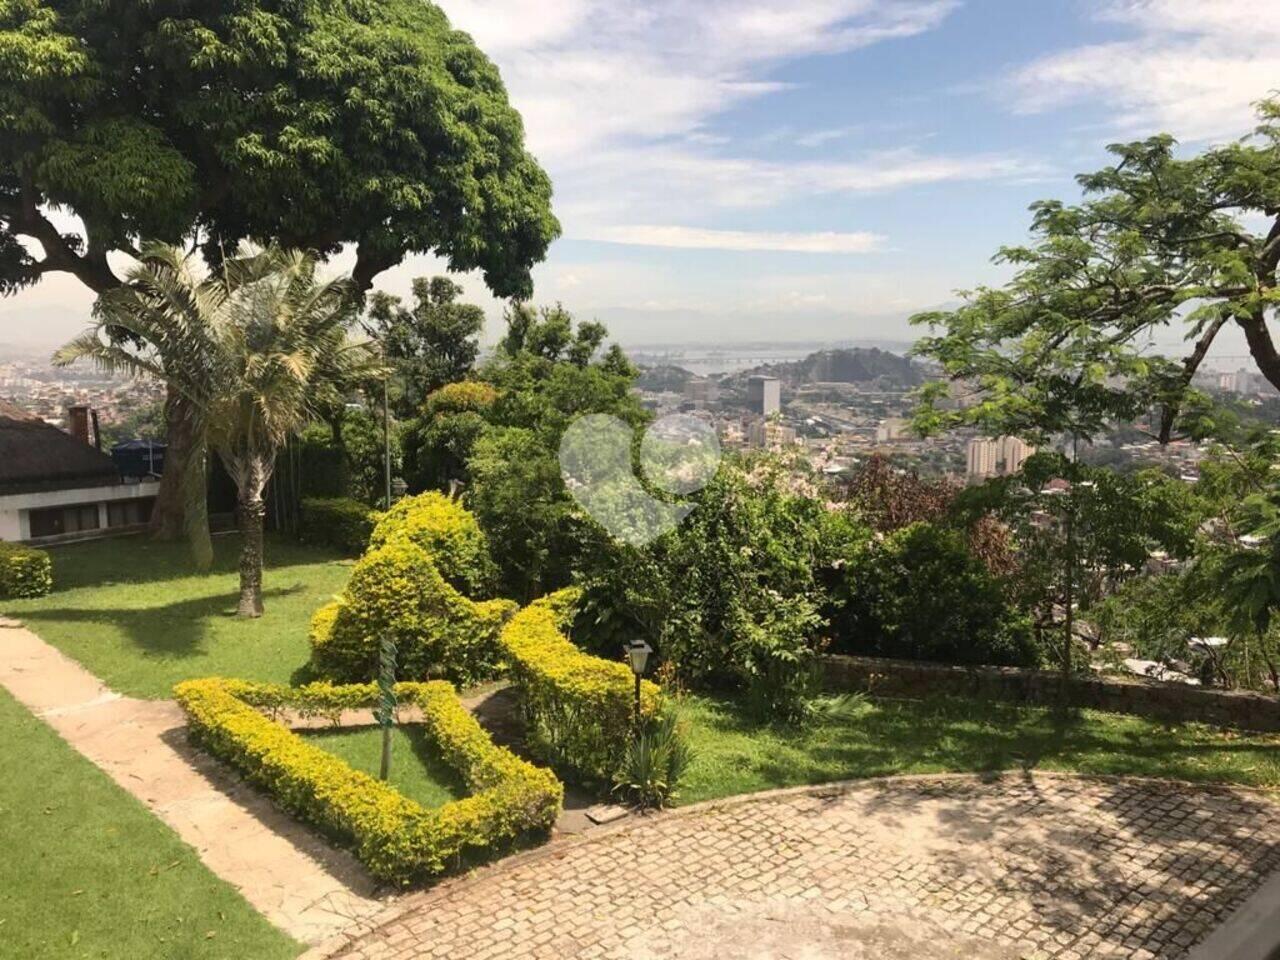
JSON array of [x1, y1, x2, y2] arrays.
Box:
[[234, 457, 270, 618], [151, 386, 213, 570]]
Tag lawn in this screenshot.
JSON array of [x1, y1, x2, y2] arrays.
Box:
[[299, 725, 467, 809], [676, 693, 1280, 805], [0, 686, 299, 960], [1, 534, 350, 699]]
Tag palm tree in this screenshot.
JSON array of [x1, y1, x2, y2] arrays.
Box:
[[58, 243, 377, 617]]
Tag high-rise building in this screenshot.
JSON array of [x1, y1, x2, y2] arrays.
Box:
[[747, 419, 797, 450], [746, 376, 781, 417], [966, 437, 999, 478], [999, 436, 1034, 474]]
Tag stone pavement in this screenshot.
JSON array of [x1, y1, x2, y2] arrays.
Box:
[[309, 773, 1280, 960], [0, 619, 386, 944]]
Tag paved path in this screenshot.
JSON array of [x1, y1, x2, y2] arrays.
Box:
[[309, 773, 1280, 960], [0, 619, 386, 945]]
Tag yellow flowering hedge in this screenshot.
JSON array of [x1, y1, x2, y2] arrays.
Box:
[[0, 542, 52, 598], [368, 491, 495, 594], [308, 540, 517, 684], [499, 589, 663, 783], [173, 677, 563, 886]]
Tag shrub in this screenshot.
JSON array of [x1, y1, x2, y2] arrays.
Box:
[[832, 521, 1039, 667], [173, 677, 563, 886], [368, 491, 494, 595], [309, 541, 516, 685], [298, 498, 376, 555], [500, 592, 663, 784], [0, 542, 52, 598], [611, 707, 692, 809]]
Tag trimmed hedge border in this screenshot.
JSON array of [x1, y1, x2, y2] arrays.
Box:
[[173, 677, 563, 885], [0, 542, 52, 598], [499, 590, 663, 783]]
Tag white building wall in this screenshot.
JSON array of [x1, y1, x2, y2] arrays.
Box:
[[0, 479, 161, 543]]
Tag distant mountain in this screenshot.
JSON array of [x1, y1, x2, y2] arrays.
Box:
[[750, 348, 922, 387]]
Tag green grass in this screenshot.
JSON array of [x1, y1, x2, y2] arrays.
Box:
[[299, 725, 467, 809], [2, 534, 351, 699], [0, 686, 299, 960], [677, 693, 1280, 805]]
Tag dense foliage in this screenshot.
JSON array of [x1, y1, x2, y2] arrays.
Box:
[[174, 677, 562, 885], [366, 278, 484, 417], [297, 497, 376, 556], [576, 457, 868, 721], [830, 522, 1039, 667], [0, 0, 558, 297]]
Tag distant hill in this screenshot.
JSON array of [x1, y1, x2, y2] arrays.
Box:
[[635, 364, 697, 392], [750, 348, 921, 387]]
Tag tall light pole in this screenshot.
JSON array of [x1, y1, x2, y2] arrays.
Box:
[[360, 319, 393, 511]]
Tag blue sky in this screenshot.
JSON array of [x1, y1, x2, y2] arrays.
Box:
[[5, 0, 1276, 352]]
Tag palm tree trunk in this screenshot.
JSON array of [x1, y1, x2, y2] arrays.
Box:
[[235, 457, 270, 618]]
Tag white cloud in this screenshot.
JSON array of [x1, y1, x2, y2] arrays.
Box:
[[583, 225, 886, 253], [1010, 0, 1280, 141], [434, 0, 1040, 239], [442, 0, 961, 162]]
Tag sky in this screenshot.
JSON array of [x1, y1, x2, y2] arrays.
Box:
[[3, 0, 1278, 354]]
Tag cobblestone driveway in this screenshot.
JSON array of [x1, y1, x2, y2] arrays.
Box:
[[312, 774, 1280, 960]]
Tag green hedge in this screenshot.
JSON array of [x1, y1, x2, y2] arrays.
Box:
[[173, 677, 563, 886], [308, 541, 517, 685], [0, 542, 52, 598], [368, 491, 495, 595], [499, 589, 663, 784], [298, 498, 376, 556]]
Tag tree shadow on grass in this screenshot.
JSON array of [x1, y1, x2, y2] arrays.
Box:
[[16, 584, 305, 658]]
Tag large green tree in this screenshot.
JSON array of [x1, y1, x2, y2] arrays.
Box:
[[1, 0, 557, 542], [913, 95, 1280, 445], [365, 276, 484, 417]]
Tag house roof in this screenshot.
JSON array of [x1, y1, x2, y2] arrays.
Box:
[[0, 400, 122, 495]]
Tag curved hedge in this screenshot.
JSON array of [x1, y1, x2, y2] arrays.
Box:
[[309, 494, 514, 685], [0, 542, 52, 598], [368, 491, 494, 595], [499, 589, 663, 783], [173, 677, 563, 886]]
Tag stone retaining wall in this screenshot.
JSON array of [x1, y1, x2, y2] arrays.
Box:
[[822, 654, 1280, 732]]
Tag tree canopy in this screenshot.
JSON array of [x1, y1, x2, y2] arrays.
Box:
[[0, 0, 559, 296], [912, 95, 1280, 443]]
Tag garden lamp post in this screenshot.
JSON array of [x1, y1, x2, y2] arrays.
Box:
[[624, 639, 653, 727]]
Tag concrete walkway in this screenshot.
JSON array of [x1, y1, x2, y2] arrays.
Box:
[[0, 619, 386, 945]]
